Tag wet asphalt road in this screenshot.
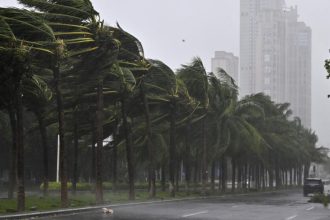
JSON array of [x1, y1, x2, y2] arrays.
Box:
[[41, 191, 330, 220]]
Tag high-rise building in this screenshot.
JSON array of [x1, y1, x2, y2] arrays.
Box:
[[211, 51, 239, 83], [284, 7, 312, 128], [240, 0, 311, 128]]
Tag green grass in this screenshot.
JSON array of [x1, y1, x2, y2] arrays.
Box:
[[40, 182, 94, 191], [0, 196, 62, 214], [0, 190, 202, 214], [39, 182, 172, 191], [0, 184, 296, 214]]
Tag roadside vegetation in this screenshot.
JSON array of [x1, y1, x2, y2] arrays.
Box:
[[0, 0, 328, 213], [309, 194, 330, 207], [0, 186, 301, 214], [0, 191, 170, 214]]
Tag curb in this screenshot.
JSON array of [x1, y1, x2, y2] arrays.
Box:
[[0, 189, 300, 219]]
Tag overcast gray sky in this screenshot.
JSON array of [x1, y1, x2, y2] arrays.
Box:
[[1, 0, 330, 147]]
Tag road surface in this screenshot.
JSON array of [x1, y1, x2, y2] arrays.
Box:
[[41, 190, 330, 220]]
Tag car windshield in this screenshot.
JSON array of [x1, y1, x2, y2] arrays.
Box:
[[305, 180, 321, 185]]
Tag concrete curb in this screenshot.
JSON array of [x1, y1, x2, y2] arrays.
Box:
[[0, 189, 300, 219]]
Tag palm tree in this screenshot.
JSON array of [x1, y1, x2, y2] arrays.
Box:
[[110, 27, 151, 199], [140, 59, 193, 197], [0, 7, 57, 211], [17, 0, 99, 206], [206, 70, 238, 191], [221, 95, 265, 192], [68, 20, 150, 200], [0, 69, 17, 200], [177, 57, 209, 194], [22, 74, 52, 196], [138, 59, 192, 198], [139, 76, 156, 198]]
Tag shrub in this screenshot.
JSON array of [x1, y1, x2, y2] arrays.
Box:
[[309, 194, 330, 207], [40, 182, 92, 191]]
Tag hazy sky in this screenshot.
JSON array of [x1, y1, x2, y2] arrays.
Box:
[[1, 0, 330, 147]]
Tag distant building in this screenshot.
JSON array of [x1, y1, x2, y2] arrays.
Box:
[[211, 51, 239, 83], [284, 7, 312, 128], [240, 0, 311, 128]]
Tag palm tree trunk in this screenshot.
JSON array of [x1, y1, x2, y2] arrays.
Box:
[[91, 128, 96, 184], [149, 167, 156, 197], [72, 111, 78, 195], [112, 138, 118, 192], [169, 101, 176, 197], [37, 114, 49, 197], [231, 158, 236, 192], [211, 161, 216, 192], [8, 107, 17, 199], [193, 159, 199, 191], [16, 81, 25, 212], [268, 154, 274, 189], [252, 165, 256, 189], [221, 157, 227, 192], [53, 61, 68, 208], [141, 85, 155, 198], [218, 160, 221, 192], [298, 166, 303, 187], [243, 163, 248, 191], [237, 161, 242, 190], [275, 159, 281, 189], [161, 162, 166, 192], [184, 122, 191, 195], [95, 79, 104, 203], [201, 118, 207, 195], [121, 97, 135, 200], [256, 164, 260, 190], [248, 166, 252, 189], [289, 168, 292, 186], [175, 160, 180, 192], [304, 163, 310, 179], [262, 166, 265, 190], [266, 170, 269, 188]]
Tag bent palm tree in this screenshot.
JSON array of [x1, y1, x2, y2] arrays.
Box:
[[177, 57, 209, 194], [23, 74, 52, 196], [18, 0, 99, 207], [0, 7, 56, 211]]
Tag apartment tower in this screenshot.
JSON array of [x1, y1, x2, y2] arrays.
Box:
[[211, 51, 239, 83], [240, 0, 311, 127]]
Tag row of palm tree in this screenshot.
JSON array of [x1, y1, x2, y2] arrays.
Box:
[[0, 0, 327, 212]]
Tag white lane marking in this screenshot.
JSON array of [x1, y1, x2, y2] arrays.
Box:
[[286, 215, 297, 220], [232, 205, 238, 208], [306, 206, 314, 211], [182, 210, 209, 218]]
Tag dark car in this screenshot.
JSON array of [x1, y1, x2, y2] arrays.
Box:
[[303, 178, 324, 196]]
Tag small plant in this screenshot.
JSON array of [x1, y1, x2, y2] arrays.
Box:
[[309, 194, 330, 207]]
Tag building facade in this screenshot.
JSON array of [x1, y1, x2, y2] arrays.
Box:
[[211, 51, 239, 83], [240, 0, 311, 128], [284, 7, 312, 128]]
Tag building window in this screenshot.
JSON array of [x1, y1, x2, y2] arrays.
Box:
[[264, 77, 270, 85], [264, 54, 270, 62]]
